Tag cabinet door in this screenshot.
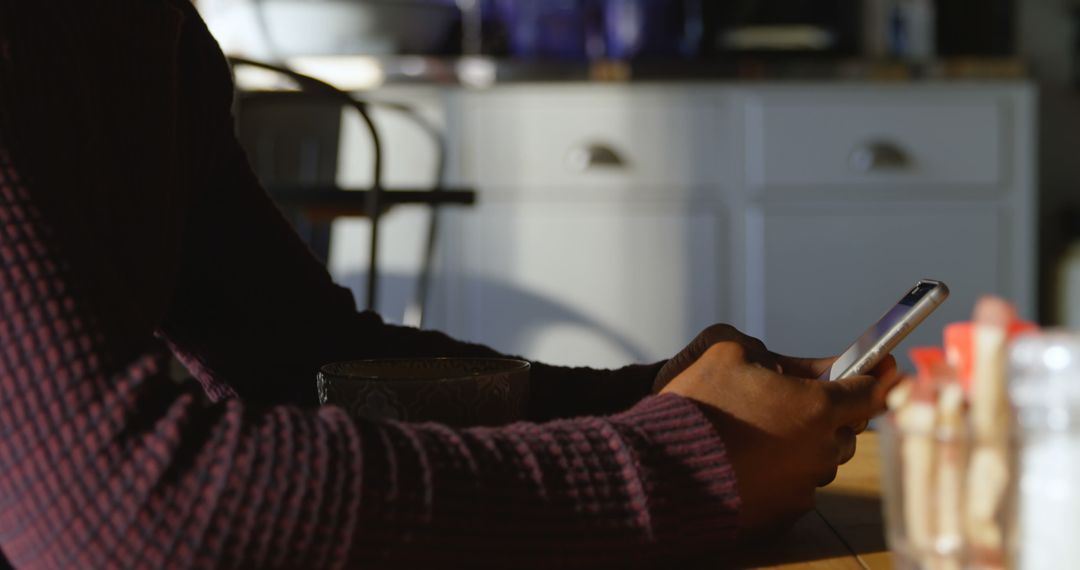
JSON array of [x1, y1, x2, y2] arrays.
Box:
[[744, 203, 1005, 365], [743, 91, 1006, 190], [327, 207, 450, 326], [447, 202, 726, 369]]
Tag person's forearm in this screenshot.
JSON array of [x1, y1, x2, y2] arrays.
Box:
[[526, 360, 664, 421], [156, 145, 662, 414], [353, 320, 664, 420], [0, 6, 741, 565], [0, 135, 738, 568], [0, 176, 737, 567]]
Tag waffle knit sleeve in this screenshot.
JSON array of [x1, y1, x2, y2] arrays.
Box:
[[0, 1, 741, 568], [0, 169, 741, 565]]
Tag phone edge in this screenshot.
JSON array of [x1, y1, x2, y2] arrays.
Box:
[[831, 280, 950, 380]]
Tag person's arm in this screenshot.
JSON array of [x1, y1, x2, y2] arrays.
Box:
[[0, 3, 740, 567], [158, 123, 661, 417], [0, 219, 735, 569], [0, 142, 738, 567], [152, 5, 656, 418]]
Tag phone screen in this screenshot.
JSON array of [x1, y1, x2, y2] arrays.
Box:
[[822, 280, 947, 381]]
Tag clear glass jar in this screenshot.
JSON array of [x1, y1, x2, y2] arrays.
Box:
[[879, 404, 972, 570], [1009, 332, 1080, 570]]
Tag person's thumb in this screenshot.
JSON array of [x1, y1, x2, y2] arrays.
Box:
[[826, 374, 895, 428]]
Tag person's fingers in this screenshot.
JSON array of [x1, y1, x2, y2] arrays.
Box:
[[817, 464, 839, 487], [654, 324, 749, 392], [831, 358, 900, 431], [775, 354, 836, 379], [780, 353, 897, 382], [749, 349, 781, 374], [818, 426, 857, 489], [655, 351, 694, 390], [702, 340, 753, 368], [657, 325, 778, 392], [825, 374, 887, 428], [868, 354, 899, 380], [714, 327, 774, 372], [835, 426, 857, 465]]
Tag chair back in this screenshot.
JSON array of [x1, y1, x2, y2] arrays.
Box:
[[234, 90, 343, 262]]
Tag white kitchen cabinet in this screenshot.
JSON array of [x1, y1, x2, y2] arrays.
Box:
[[464, 87, 725, 193], [743, 202, 1005, 359], [445, 201, 726, 368], [330, 81, 1036, 370], [731, 85, 1036, 368], [429, 86, 736, 367], [743, 89, 1006, 190]]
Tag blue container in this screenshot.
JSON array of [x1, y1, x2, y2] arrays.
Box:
[[484, 0, 702, 61], [493, 0, 591, 60], [602, 0, 702, 60]]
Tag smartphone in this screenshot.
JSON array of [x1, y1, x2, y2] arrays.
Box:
[[821, 279, 950, 381]]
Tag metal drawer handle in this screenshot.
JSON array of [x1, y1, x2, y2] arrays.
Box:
[[565, 143, 628, 173], [849, 141, 911, 173]]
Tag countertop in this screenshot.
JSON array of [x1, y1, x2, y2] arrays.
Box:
[[235, 55, 1028, 92]]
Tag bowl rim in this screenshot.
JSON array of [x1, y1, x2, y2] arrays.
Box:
[[319, 357, 532, 383]]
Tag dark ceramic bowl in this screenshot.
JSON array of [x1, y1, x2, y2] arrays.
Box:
[[317, 357, 530, 427]]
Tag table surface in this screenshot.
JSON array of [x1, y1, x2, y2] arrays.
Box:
[[731, 432, 893, 569]]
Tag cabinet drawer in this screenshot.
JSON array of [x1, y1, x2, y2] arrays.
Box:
[[744, 202, 1005, 367], [466, 90, 728, 193], [745, 93, 1007, 189]]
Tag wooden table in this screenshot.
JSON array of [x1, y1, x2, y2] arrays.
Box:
[[731, 432, 893, 569]]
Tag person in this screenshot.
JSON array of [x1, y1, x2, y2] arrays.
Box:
[[0, 1, 898, 568]]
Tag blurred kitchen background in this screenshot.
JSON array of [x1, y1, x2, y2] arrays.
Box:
[[193, 0, 1078, 370]]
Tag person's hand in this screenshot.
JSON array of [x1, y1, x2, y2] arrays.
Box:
[[652, 325, 783, 393], [775, 354, 899, 434], [776, 353, 898, 384], [653, 325, 899, 434], [660, 341, 899, 541]]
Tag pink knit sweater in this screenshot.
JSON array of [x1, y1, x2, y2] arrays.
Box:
[[0, 1, 740, 567]]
